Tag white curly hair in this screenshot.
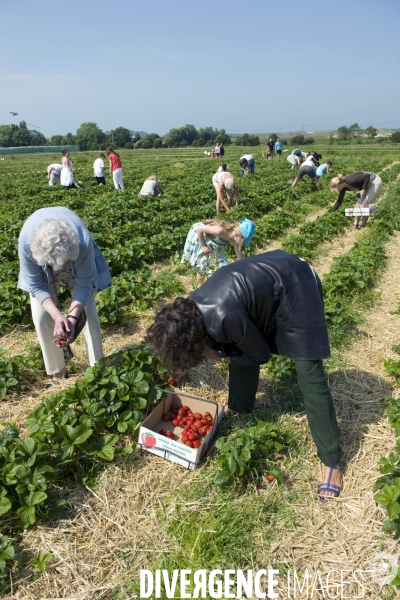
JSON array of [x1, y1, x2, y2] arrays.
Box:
[[30, 218, 79, 271]]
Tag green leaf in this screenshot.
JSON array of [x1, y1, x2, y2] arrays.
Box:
[[374, 492, 391, 505], [387, 502, 400, 520], [60, 424, 92, 445], [227, 455, 237, 475], [18, 437, 36, 456], [240, 447, 251, 462], [97, 446, 115, 461], [269, 466, 283, 484], [26, 491, 47, 506], [214, 470, 233, 485], [1, 545, 15, 561], [16, 505, 36, 526], [0, 497, 11, 516]]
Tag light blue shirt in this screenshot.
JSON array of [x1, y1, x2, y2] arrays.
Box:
[[316, 163, 328, 177], [275, 141, 282, 151], [18, 206, 112, 305]]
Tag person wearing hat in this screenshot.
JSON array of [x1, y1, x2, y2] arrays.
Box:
[[181, 218, 256, 284], [148, 249, 342, 501], [239, 154, 255, 176], [212, 170, 240, 215]]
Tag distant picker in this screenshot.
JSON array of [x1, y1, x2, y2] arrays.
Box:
[[330, 171, 382, 229], [212, 169, 240, 215]]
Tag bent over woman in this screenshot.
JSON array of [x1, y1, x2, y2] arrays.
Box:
[[182, 218, 256, 284], [330, 172, 382, 228], [148, 251, 342, 501], [18, 207, 112, 384]]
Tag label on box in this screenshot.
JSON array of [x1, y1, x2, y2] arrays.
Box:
[[140, 427, 197, 459]]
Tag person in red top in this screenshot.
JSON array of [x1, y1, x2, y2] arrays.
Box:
[[106, 147, 124, 190]]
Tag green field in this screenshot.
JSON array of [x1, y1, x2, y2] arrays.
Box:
[[1, 146, 400, 599]]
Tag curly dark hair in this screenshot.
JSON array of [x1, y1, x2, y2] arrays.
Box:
[[147, 297, 207, 371]]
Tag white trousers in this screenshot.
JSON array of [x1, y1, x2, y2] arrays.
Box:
[[48, 172, 61, 186], [112, 168, 125, 190], [30, 288, 103, 375]]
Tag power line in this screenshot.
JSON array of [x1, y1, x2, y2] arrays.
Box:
[[225, 119, 400, 133]]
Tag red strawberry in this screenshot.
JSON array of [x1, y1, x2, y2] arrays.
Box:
[[167, 378, 176, 386], [141, 432, 156, 448], [166, 431, 174, 439]]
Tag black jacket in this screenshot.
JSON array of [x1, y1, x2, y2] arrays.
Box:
[[190, 251, 330, 366]]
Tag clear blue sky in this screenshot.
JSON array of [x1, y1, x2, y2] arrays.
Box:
[[1, 0, 399, 137]]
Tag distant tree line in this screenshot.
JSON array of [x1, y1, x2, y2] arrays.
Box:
[[3, 121, 397, 150], [0, 121, 236, 150], [0, 121, 47, 147]]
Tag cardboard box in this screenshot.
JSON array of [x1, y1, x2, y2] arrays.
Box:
[[345, 205, 377, 216], [138, 389, 225, 470]]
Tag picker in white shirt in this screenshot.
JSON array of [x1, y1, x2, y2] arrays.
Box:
[[47, 164, 62, 186], [93, 153, 106, 185]]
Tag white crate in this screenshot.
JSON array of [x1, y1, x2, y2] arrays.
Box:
[[345, 205, 377, 216]]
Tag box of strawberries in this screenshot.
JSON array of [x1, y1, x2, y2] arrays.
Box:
[[138, 389, 225, 469]]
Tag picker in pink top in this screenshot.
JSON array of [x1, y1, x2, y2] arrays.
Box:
[[106, 147, 125, 190]]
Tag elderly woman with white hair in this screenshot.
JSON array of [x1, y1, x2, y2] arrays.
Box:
[[18, 207, 112, 383], [212, 170, 240, 215]]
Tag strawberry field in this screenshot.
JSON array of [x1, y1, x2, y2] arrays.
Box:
[[1, 146, 400, 598]]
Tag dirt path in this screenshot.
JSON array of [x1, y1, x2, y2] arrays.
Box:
[[268, 231, 400, 597], [381, 160, 400, 172]]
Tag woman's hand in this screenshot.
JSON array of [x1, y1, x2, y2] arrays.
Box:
[[53, 315, 75, 346], [201, 245, 211, 255], [358, 189, 366, 199]]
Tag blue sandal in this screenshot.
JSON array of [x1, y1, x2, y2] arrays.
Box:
[[318, 465, 343, 502]]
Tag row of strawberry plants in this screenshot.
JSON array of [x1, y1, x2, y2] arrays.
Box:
[[0, 151, 393, 335], [0, 161, 320, 333], [281, 201, 350, 261], [369, 180, 400, 554], [267, 176, 400, 380], [280, 162, 400, 262], [0, 346, 167, 580]]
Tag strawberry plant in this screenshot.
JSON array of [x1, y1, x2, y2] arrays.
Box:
[[28, 551, 52, 572], [0, 351, 19, 399], [0, 536, 14, 579], [213, 421, 293, 486]]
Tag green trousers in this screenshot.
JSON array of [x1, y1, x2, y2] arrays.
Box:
[[228, 359, 340, 467]]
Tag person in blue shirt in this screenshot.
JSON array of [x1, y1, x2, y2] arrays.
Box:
[[18, 207, 112, 383], [316, 161, 333, 179], [275, 138, 282, 158]]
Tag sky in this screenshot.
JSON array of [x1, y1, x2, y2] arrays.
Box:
[[1, 0, 400, 137]]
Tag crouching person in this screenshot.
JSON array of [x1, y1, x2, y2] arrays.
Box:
[[147, 250, 342, 501]]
